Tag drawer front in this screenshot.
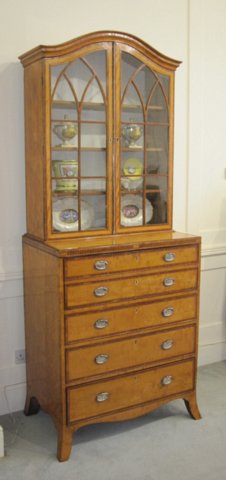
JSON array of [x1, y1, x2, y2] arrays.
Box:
[[65, 294, 197, 343], [65, 269, 198, 308], [65, 245, 198, 278], [66, 325, 195, 381], [67, 359, 194, 422]]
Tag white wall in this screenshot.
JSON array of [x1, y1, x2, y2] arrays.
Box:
[[0, 0, 226, 415], [188, 0, 226, 364]]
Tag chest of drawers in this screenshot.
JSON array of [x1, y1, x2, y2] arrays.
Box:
[[23, 231, 201, 461]]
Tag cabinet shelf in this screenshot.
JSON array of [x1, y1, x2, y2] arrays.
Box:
[[51, 119, 106, 126], [51, 146, 107, 152], [52, 100, 165, 113], [120, 173, 167, 178], [120, 188, 162, 195], [121, 147, 164, 152], [122, 104, 164, 112], [52, 100, 106, 111], [52, 146, 163, 152], [53, 190, 106, 196], [121, 122, 169, 127], [52, 146, 77, 151], [52, 175, 106, 179]]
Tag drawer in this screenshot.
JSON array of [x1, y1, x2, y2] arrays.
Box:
[[67, 359, 195, 422], [64, 245, 198, 278], [65, 294, 197, 343], [66, 325, 195, 381], [65, 268, 198, 308]]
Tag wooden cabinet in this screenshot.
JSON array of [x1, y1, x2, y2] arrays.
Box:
[[19, 31, 180, 240], [20, 31, 201, 461]]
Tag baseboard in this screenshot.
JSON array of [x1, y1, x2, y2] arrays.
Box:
[[198, 341, 226, 366]]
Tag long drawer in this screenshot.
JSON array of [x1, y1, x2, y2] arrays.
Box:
[[66, 325, 195, 382], [65, 245, 198, 278], [65, 268, 198, 308], [67, 359, 194, 422], [65, 294, 197, 343]]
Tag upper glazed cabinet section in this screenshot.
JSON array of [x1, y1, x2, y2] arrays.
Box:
[[20, 32, 180, 240]]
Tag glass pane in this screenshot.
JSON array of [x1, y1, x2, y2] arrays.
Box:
[[52, 116, 78, 148], [52, 158, 78, 194], [146, 177, 168, 224], [80, 178, 106, 192], [148, 105, 168, 123], [120, 51, 170, 228], [120, 193, 153, 227], [51, 104, 77, 123], [80, 123, 106, 149], [147, 83, 169, 123], [122, 83, 143, 111], [158, 72, 170, 101], [65, 59, 92, 101], [81, 194, 106, 229], [51, 63, 68, 93], [121, 154, 144, 192], [83, 51, 107, 97], [52, 71, 77, 103], [121, 52, 167, 113], [80, 151, 106, 196], [81, 77, 105, 104], [146, 125, 168, 152], [146, 150, 167, 175], [80, 151, 106, 177], [121, 53, 141, 92], [134, 67, 157, 105], [81, 105, 105, 122], [51, 50, 108, 233], [121, 122, 144, 150], [52, 195, 95, 232]]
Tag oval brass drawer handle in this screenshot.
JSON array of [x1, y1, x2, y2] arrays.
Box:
[[161, 339, 174, 350], [163, 277, 175, 287], [164, 252, 176, 262], [95, 354, 109, 365], [94, 319, 109, 329], [161, 375, 173, 386], [94, 286, 109, 297], [96, 392, 110, 402], [94, 260, 109, 271], [162, 307, 174, 317]]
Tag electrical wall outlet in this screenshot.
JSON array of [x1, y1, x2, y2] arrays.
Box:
[[15, 349, 26, 364]]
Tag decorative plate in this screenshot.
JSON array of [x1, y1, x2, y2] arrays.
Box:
[[121, 157, 143, 190], [123, 157, 143, 179], [121, 194, 153, 226], [52, 197, 95, 231]]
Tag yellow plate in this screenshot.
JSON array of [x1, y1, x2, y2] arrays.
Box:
[[123, 158, 143, 180]]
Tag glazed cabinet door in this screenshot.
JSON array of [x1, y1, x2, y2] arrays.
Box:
[[114, 44, 174, 232], [49, 44, 113, 237], [20, 32, 180, 241], [49, 40, 175, 237]]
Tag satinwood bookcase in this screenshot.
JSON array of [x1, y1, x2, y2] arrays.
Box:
[[20, 31, 201, 461]]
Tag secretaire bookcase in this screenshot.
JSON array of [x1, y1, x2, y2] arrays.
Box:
[[19, 31, 201, 461]]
